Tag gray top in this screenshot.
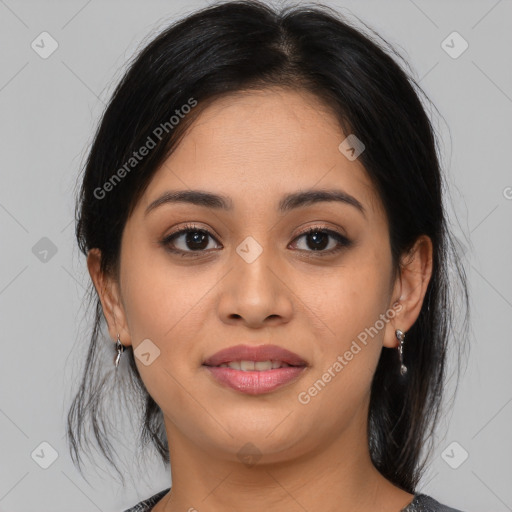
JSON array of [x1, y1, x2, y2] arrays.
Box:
[[122, 488, 465, 512], [123, 487, 169, 512]]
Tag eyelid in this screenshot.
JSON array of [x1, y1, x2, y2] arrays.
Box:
[[165, 222, 222, 241], [162, 222, 223, 255], [289, 226, 353, 256], [161, 223, 352, 256], [293, 224, 349, 241]]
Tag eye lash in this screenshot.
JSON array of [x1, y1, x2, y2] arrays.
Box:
[[292, 226, 353, 257], [160, 223, 219, 257], [160, 224, 353, 257]]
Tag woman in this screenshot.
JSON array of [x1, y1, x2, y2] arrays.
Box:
[[67, 1, 470, 511]]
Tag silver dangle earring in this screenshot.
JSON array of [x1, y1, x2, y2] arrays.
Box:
[[395, 329, 407, 375], [114, 333, 125, 368]]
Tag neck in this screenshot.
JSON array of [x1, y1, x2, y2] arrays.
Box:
[[154, 413, 414, 512]]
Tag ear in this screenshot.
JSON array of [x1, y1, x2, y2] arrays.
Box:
[[383, 235, 433, 349], [86, 248, 132, 347]]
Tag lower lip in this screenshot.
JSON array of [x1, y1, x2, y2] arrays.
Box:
[[203, 365, 307, 395]]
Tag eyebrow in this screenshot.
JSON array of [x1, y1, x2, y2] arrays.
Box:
[[145, 188, 366, 218]]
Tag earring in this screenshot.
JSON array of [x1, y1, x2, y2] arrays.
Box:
[[114, 333, 125, 368], [395, 329, 407, 375]]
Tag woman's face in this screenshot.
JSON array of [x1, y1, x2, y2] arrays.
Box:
[[104, 88, 405, 463]]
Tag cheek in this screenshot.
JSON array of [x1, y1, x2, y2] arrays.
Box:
[[120, 244, 211, 341], [299, 261, 390, 343], [119, 252, 210, 413], [295, 252, 392, 401]]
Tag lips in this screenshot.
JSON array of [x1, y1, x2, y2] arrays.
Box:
[[202, 344, 308, 367], [202, 344, 308, 395]]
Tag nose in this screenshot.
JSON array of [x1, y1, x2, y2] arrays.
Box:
[[216, 243, 294, 329]]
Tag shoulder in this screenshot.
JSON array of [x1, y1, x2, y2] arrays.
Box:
[[123, 489, 466, 512], [402, 493, 466, 512], [122, 488, 171, 512]]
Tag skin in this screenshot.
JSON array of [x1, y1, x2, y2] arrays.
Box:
[[88, 87, 433, 512]]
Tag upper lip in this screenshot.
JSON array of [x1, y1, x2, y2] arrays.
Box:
[[202, 344, 308, 367]]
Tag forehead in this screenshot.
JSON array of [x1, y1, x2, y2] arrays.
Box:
[[137, 87, 383, 220]]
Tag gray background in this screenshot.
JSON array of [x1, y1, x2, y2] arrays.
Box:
[[0, 0, 511, 511]]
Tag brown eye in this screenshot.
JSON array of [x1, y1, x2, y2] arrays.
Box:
[[161, 224, 221, 255], [161, 224, 352, 258], [290, 227, 353, 256]]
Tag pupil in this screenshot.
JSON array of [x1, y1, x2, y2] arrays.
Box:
[[308, 232, 328, 250], [186, 231, 208, 250], [183, 230, 329, 251]]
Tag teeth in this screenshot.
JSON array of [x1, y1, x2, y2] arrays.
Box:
[[239, 360, 254, 371], [255, 361, 272, 370], [220, 360, 291, 371]]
